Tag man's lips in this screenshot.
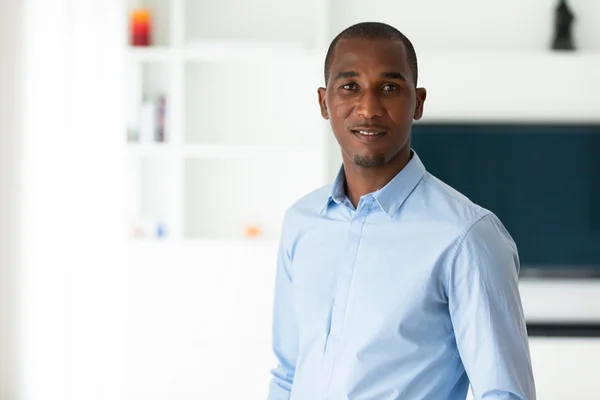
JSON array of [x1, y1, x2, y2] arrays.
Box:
[[350, 125, 387, 134], [350, 126, 387, 141]]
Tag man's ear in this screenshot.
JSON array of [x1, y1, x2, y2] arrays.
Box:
[[317, 87, 329, 120], [413, 87, 427, 120]]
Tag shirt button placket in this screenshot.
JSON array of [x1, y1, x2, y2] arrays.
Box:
[[321, 196, 373, 398]]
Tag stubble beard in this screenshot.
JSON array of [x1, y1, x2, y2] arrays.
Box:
[[353, 153, 386, 167]]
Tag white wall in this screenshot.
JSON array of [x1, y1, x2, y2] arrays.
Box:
[[327, 0, 600, 52], [0, 2, 23, 399]]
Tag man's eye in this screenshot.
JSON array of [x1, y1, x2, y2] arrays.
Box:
[[341, 83, 358, 90], [382, 84, 399, 92]]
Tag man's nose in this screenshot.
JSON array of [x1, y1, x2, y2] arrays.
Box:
[[355, 90, 384, 119]]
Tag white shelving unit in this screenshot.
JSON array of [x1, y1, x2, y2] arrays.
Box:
[[125, 0, 329, 243], [125, 0, 600, 244], [120, 0, 600, 278]]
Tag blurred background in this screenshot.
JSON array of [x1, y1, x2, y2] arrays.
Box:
[[0, 0, 599, 399]]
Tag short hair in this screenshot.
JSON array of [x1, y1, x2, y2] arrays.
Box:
[[324, 22, 418, 87]]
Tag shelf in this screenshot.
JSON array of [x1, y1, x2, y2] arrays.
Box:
[[127, 143, 323, 161], [183, 40, 309, 61], [126, 47, 174, 62], [128, 236, 279, 248], [182, 143, 318, 160], [126, 157, 178, 240], [126, 41, 314, 63], [183, 156, 324, 240], [126, 142, 177, 158], [125, 60, 171, 143]]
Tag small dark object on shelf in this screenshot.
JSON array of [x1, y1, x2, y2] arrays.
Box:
[[552, 0, 575, 50]]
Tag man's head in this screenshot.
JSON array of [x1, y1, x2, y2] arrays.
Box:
[[318, 22, 427, 169]]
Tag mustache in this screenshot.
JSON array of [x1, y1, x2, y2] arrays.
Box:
[[348, 122, 388, 130]]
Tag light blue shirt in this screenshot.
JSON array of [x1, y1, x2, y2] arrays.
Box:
[[268, 151, 536, 400]]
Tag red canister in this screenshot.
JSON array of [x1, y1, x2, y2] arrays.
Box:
[[130, 8, 152, 46]]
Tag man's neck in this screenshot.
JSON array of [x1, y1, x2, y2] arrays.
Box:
[[343, 149, 411, 208]]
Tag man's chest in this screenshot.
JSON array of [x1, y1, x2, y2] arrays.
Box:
[[289, 219, 455, 331]]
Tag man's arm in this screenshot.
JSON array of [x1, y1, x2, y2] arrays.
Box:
[[448, 214, 536, 400], [267, 224, 298, 399]]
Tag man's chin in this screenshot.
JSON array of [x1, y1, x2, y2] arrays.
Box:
[[353, 153, 386, 167]]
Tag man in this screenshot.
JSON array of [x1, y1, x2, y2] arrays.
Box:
[[268, 22, 536, 400]]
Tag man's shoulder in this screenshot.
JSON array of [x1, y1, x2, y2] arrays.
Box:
[[417, 171, 494, 231], [283, 183, 332, 221], [277, 184, 331, 248], [418, 171, 514, 249]]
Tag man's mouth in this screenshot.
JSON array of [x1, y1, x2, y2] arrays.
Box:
[[353, 129, 385, 136], [350, 127, 387, 141]]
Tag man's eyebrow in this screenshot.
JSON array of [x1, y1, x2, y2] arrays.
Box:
[[334, 71, 407, 81], [381, 72, 407, 81], [334, 71, 359, 80]]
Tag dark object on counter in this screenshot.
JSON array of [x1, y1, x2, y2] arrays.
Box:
[[527, 323, 600, 338], [552, 0, 575, 50]]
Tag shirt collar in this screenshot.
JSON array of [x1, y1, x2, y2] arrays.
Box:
[[321, 150, 426, 219]]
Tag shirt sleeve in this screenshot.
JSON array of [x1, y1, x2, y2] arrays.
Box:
[[447, 213, 536, 400], [267, 218, 298, 399]]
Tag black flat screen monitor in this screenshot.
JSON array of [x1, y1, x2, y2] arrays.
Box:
[[411, 122, 600, 278]]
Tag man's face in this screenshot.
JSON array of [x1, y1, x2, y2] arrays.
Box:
[[318, 38, 426, 168]]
